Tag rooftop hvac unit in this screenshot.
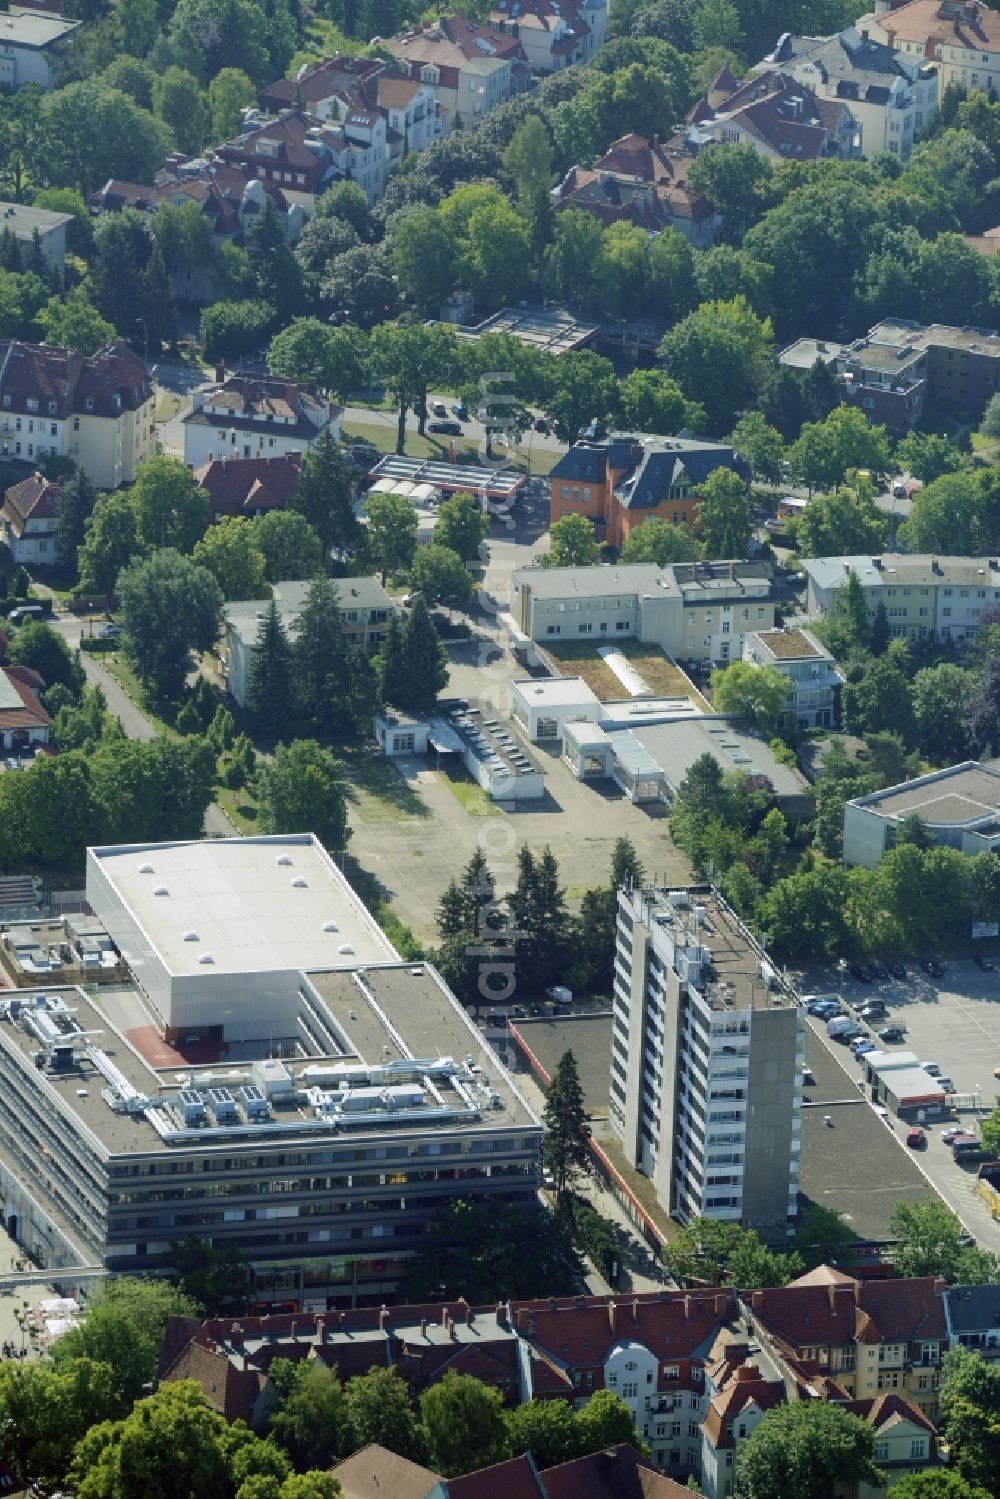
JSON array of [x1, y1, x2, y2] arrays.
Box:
[[240, 1084, 270, 1121], [179, 1089, 207, 1125], [208, 1087, 238, 1124]]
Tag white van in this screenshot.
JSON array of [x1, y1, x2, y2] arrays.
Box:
[[8, 605, 42, 625]]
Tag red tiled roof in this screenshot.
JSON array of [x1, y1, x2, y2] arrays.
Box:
[[744, 1273, 947, 1354], [0, 668, 51, 731], [513, 1290, 732, 1376], [160, 1337, 269, 1424], [444, 1444, 690, 1499], [194, 453, 302, 518], [3, 473, 59, 527], [445, 1455, 543, 1499]]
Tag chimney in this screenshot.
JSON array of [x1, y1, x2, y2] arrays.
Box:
[[290, 1320, 297, 1339], [729, 559, 735, 580], [448, 1316, 456, 1338], [716, 1292, 729, 1316], [316, 1316, 326, 1343], [466, 1306, 474, 1327], [751, 1291, 764, 1309], [378, 1305, 388, 1331], [828, 1284, 837, 1315], [441, 1305, 449, 1327], [338, 1313, 346, 1327], [608, 1299, 617, 1332], [632, 1298, 639, 1323], [496, 1301, 506, 1327], [684, 1295, 691, 1321], [420, 1318, 428, 1338]]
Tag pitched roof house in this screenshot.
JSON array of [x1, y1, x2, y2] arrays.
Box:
[[0, 472, 59, 564], [552, 133, 720, 247], [387, 16, 529, 126], [679, 67, 861, 162], [0, 666, 52, 750], [259, 56, 448, 162], [194, 453, 302, 522], [183, 373, 340, 467]]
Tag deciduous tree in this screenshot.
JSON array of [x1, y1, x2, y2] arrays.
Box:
[[419, 1372, 508, 1478], [736, 1401, 883, 1499], [192, 517, 268, 601], [256, 739, 348, 851], [541, 512, 601, 568], [117, 549, 223, 700]]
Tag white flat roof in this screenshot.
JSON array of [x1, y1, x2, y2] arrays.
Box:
[[512, 676, 602, 708], [88, 836, 397, 977]]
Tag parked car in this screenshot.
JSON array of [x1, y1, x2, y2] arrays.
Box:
[[906, 1127, 926, 1148], [887, 962, 906, 980], [4, 757, 20, 771], [858, 1001, 887, 1019], [431, 400, 447, 417], [98, 623, 120, 639], [534, 417, 548, 433], [853, 1040, 877, 1056], [451, 401, 468, 421], [922, 958, 944, 978], [937, 1077, 956, 1093], [877, 1026, 905, 1043], [922, 1061, 941, 1076], [802, 1066, 814, 1083], [428, 419, 462, 435], [942, 1126, 965, 1144]]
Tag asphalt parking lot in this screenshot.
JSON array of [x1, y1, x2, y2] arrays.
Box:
[[798, 955, 1000, 1252]]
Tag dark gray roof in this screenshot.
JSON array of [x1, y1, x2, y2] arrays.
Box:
[[617, 440, 741, 511], [549, 442, 609, 484], [765, 28, 911, 93], [945, 1283, 1000, 1334]]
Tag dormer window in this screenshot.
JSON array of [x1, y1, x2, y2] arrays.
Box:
[[47, 400, 56, 414], [25, 398, 37, 412], [2, 395, 9, 409], [84, 397, 94, 411]]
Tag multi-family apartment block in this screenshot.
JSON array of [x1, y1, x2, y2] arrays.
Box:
[[508, 560, 776, 665], [743, 626, 844, 730], [488, 0, 607, 69], [156, 1275, 946, 1492], [387, 15, 529, 126], [754, 25, 939, 160], [680, 66, 861, 162], [552, 133, 721, 248], [611, 886, 804, 1240], [803, 553, 1000, 643], [868, 0, 1000, 95], [781, 318, 1000, 431], [0, 339, 154, 489], [183, 372, 340, 466]]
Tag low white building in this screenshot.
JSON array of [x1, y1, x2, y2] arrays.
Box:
[[742, 626, 844, 730], [0, 201, 74, 280], [843, 761, 1000, 869], [0, 10, 80, 89], [183, 374, 340, 468], [510, 675, 603, 742]]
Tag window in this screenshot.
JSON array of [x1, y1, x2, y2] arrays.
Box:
[[546, 625, 561, 636], [2, 396, 9, 409], [73, 417, 79, 431], [25, 397, 37, 413], [84, 397, 94, 411], [910, 1439, 926, 1459], [875, 1442, 889, 1462], [392, 733, 415, 752], [622, 1381, 639, 1399]]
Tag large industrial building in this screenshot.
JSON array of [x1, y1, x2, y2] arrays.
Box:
[[0, 836, 542, 1307], [610, 886, 803, 1242]]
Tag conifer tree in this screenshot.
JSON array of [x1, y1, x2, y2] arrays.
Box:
[[294, 425, 358, 553], [245, 599, 292, 740], [397, 595, 447, 715], [543, 1050, 590, 1197], [291, 576, 375, 736]]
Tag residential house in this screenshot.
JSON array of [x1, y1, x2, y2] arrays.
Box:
[[0, 201, 74, 280], [0, 10, 79, 89], [215, 107, 388, 204], [843, 760, 1000, 868], [801, 552, 1000, 642], [0, 665, 51, 751], [259, 55, 449, 162], [387, 16, 529, 127], [869, 0, 1000, 95], [547, 435, 746, 549], [160, 1339, 276, 1429], [508, 559, 777, 665], [182, 373, 339, 468], [966, 224, 1000, 255], [0, 339, 154, 489], [488, 0, 607, 70], [780, 318, 1000, 431], [742, 1265, 949, 1419], [679, 67, 861, 162], [551, 133, 720, 248], [194, 453, 302, 523], [754, 26, 939, 160], [332, 1445, 441, 1499], [742, 625, 844, 729], [944, 1283, 1000, 1358], [0, 472, 59, 564], [222, 578, 394, 707], [430, 1445, 692, 1497]]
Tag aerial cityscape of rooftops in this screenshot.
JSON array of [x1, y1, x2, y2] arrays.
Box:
[[9, 0, 1000, 1491]]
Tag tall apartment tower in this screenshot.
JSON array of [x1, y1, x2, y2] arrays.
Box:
[[610, 885, 803, 1241]]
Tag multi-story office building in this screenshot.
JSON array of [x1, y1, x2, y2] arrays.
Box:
[[0, 836, 541, 1307], [610, 886, 803, 1241], [508, 561, 776, 665], [803, 553, 1000, 643]]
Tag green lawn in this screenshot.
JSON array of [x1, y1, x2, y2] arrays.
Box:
[[336, 742, 430, 824], [214, 786, 260, 834], [98, 654, 179, 738], [438, 760, 502, 817]]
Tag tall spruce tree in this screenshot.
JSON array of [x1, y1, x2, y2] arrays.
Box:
[[397, 595, 447, 716], [291, 576, 375, 736], [55, 468, 96, 572], [543, 1049, 590, 1197], [245, 599, 292, 740], [293, 426, 358, 553], [376, 610, 407, 711]]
